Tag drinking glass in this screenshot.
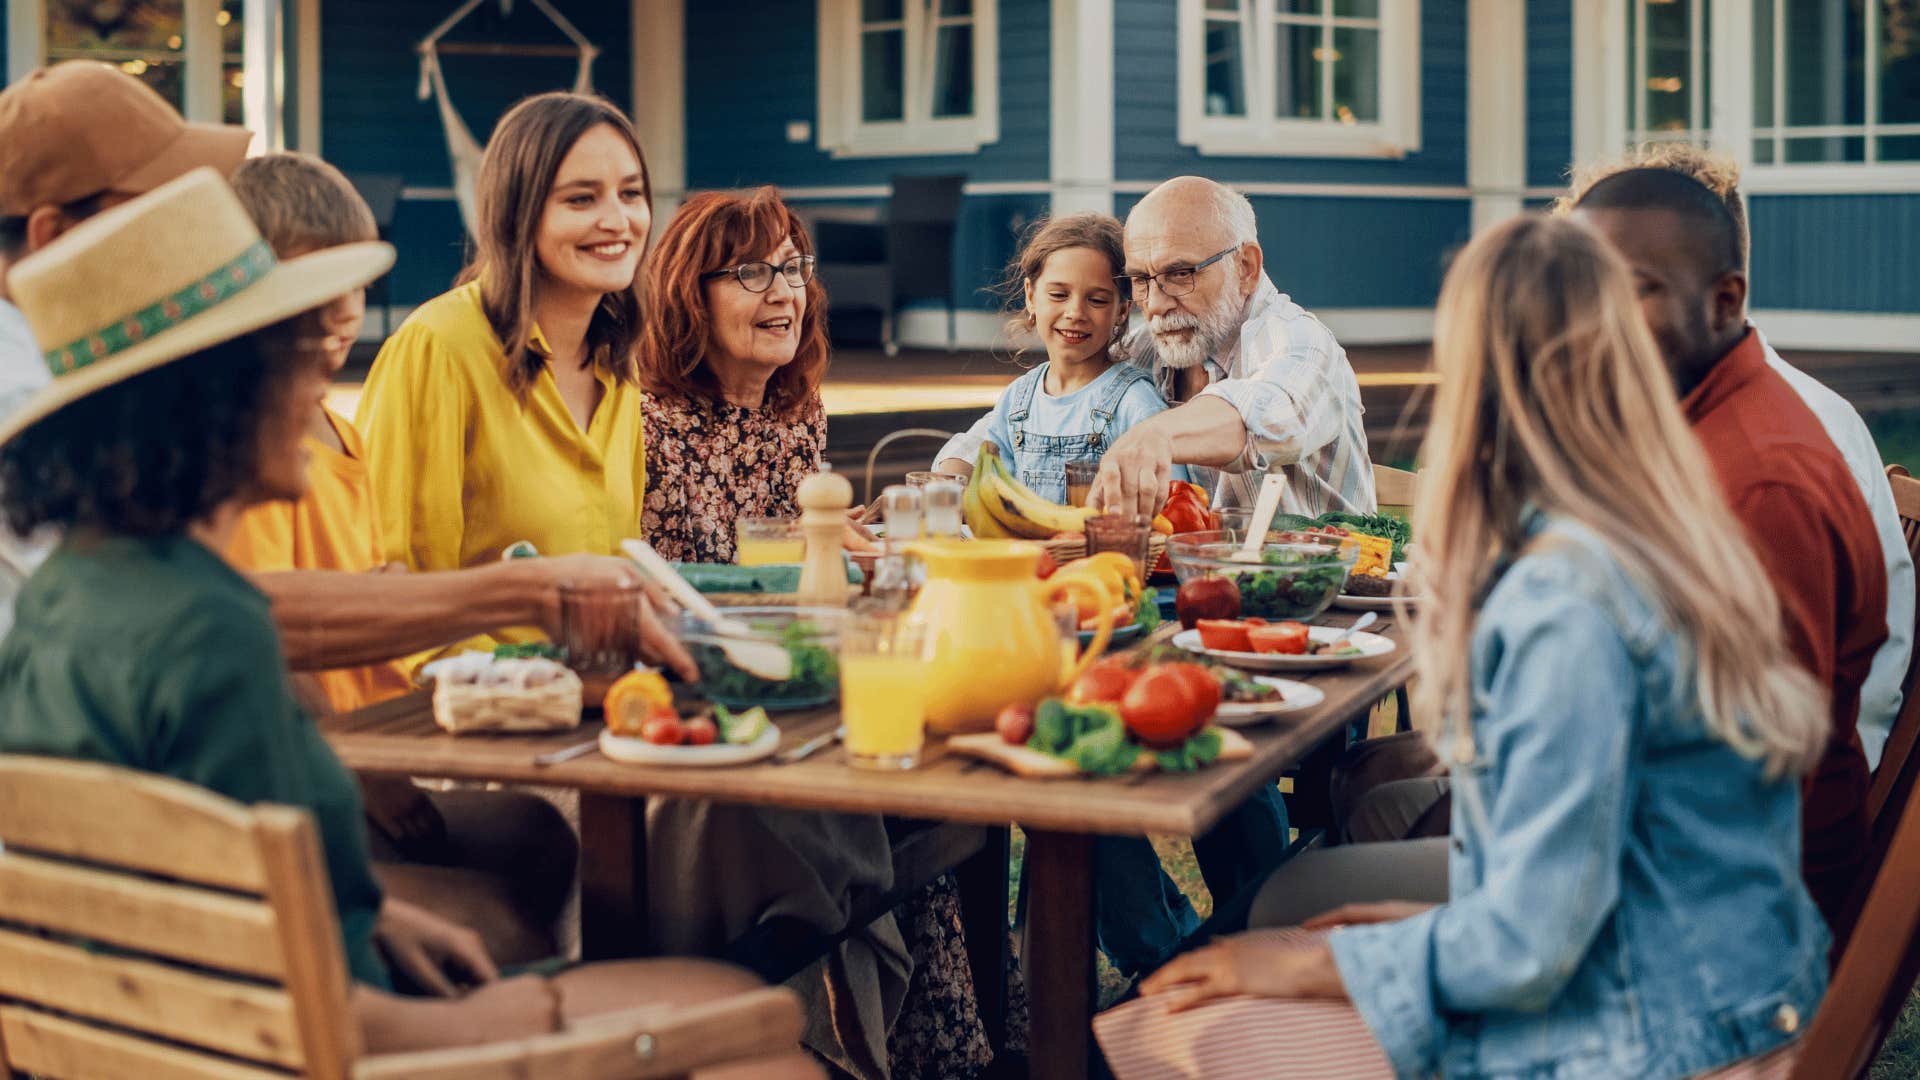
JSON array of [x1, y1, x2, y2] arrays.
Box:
[[1065, 460, 1101, 508], [840, 613, 933, 770], [1085, 513, 1154, 581], [558, 582, 646, 677], [905, 470, 943, 488], [735, 516, 805, 566], [922, 479, 965, 539]]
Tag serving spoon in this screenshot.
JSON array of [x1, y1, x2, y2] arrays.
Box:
[[1228, 472, 1292, 563], [1324, 611, 1379, 650], [620, 539, 795, 683]]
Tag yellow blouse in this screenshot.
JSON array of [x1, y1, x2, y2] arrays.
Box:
[[355, 281, 647, 663]]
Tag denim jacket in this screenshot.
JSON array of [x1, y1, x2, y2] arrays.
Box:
[[1329, 513, 1828, 1079]]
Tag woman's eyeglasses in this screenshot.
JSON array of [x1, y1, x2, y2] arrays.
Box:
[[703, 255, 817, 294], [1125, 245, 1240, 300]]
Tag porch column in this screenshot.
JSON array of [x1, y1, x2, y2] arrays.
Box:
[[633, 0, 687, 233], [1049, 0, 1114, 216], [1468, 0, 1526, 232]]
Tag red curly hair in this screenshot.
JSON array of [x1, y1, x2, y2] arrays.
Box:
[[638, 187, 829, 417]]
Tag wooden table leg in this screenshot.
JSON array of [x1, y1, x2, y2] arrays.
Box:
[[955, 825, 1011, 1054], [578, 793, 647, 961], [1023, 828, 1096, 1080]]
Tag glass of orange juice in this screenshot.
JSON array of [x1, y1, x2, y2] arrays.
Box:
[[840, 612, 932, 770], [735, 516, 805, 566]]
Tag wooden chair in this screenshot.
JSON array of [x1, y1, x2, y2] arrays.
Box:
[[1868, 465, 1920, 846], [1372, 463, 1420, 512], [0, 755, 808, 1080]]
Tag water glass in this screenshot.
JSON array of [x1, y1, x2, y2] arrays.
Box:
[[922, 479, 965, 539], [840, 613, 933, 770], [558, 582, 646, 677], [1065, 460, 1101, 508], [735, 516, 804, 566], [1085, 513, 1154, 582], [905, 470, 943, 488]]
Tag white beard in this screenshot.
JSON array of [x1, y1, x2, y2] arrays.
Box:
[[1147, 286, 1245, 370]]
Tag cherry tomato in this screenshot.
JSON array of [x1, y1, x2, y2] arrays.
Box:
[[1118, 665, 1213, 748], [1066, 659, 1140, 705], [682, 716, 718, 746], [1196, 619, 1255, 653], [640, 712, 685, 746], [1248, 622, 1311, 655], [996, 703, 1036, 745]]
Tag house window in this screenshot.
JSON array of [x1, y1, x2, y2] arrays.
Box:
[[818, 0, 1000, 159], [1177, 0, 1421, 158], [1751, 0, 1920, 165], [41, 0, 247, 125], [1626, 0, 1711, 146]]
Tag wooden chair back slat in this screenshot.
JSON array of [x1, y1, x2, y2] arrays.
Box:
[[0, 1005, 294, 1080], [351, 988, 807, 1080], [1372, 463, 1419, 510], [0, 928, 302, 1068], [254, 806, 360, 1079], [0, 849, 285, 979], [0, 757, 267, 892], [1869, 465, 1920, 833]]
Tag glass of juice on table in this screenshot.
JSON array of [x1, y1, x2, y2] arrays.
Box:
[[1065, 460, 1100, 508], [735, 516, 805, 566], [841, 612, 933, 770]]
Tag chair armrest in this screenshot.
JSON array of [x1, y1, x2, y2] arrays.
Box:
[[352, 987, 806, 1080]]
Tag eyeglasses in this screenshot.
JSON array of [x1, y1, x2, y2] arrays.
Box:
[[1125, 245, 1240, 300], [702, 255, 817, 294]]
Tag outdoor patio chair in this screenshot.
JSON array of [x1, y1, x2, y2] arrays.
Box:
[[1371, 463, 1420, 512], [0, 755, 809, 1080]]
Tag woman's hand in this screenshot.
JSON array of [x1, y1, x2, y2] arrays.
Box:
[[1139, 935, 1347, 1013], [526, 554, 699, 682], [1301, 901, 1436, 930], [376, 897, 499, 997]]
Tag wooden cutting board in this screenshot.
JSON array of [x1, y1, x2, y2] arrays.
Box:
[[946, 726, 1254, 779]]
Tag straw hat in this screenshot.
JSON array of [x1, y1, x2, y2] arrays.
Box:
[[0, 167, 395, 447]]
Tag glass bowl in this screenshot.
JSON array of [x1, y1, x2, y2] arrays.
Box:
[[675, 605, 847, 711], [1166, 531, 1358, 622]]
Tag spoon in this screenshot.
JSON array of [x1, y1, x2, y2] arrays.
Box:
[[1324, 611, 1379, 650], [1229, 472, 1292, 563], [620, 539, 795, 683]]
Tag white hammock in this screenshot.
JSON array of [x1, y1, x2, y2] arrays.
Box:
[[416, 0, 598, 236]]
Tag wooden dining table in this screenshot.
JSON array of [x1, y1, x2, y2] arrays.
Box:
[[322, 609, 1413, 1079]]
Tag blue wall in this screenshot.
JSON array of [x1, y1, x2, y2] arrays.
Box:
[[1112, 0, 1468, 186], [319, 0, 632, 303], [1525, 0, 1573, 190], [1750, 195, 1920, 312]]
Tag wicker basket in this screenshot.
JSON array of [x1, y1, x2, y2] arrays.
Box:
[[430, 659, 583, 734], [1039, 533, 1169, 569]]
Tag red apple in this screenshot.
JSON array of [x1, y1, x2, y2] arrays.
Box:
[[1176, 576, 1242, 629]]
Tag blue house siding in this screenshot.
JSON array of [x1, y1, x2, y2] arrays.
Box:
[[1750, 195, 1920, 314], [319, 0, 632, 303], [1115, 193, 1471, 309], [683, 0, 1050, 188], [1525, 0, 1573, 190], [1112, 0, 1468, 187]]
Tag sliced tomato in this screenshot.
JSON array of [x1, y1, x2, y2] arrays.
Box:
[[1247, 622, 1311, 655], [1196, 619, 1255, 653]]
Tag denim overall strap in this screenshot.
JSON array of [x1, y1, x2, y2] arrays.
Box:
[[1088, 363, 1154, 454], [1005, 363, 1047, 452]]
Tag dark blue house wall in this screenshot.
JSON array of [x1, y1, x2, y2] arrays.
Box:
[[320, 0, 632, 304], [1525, 0, 1573, 190], [1750, 195, 1920, 313], [1113, 0, 1468, 186]]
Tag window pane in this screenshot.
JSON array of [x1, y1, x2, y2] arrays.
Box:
[[1784, 134, 1866, 161], [1206, 0, 1241, 9], [1331, 26, 1380, 123], [940, 0, 974, 14], [1753, 137, 1777, 163], [863, 0, 904, 22], [1784, 0, 1866, 128], [1278, 1, 1325, 12], [1643, 0, 1695, 133], [1754, 0, 1775, 128], [46, 0, 186, 110], [1275, 23, 1323, 119], [1880, 135, 1920, 159], [931, 24, 974, 118], [1336, 0, 1380, 16], [1204, 23, 1247, 116], [220, 0, 244, 126], [862, 29, 905, 122], [1880, 0, 1920, 126]]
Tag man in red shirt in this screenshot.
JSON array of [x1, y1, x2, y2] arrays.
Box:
[[1575, 168, 1885, 928]]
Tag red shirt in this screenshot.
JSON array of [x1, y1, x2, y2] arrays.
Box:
[[1683, 329, 1885, 930]]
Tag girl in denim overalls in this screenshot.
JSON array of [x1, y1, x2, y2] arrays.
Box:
[[935, 213, 1189, 499]]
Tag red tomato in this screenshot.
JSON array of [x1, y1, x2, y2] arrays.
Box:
[[1066, 659, 1140, 705], [996, 703, 1036, 745], [682, 716, 718, 746], [640, 711, 684, 746], [1175, 576, 1241, 630], [1034, 550, 1059, 579], [1247, 622, 1311, 655], [1119, 665, 1214, 748], [1196, 619, 1255, 653], [1162, 662, 1222, 720]]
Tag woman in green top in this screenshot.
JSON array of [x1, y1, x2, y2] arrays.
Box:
[[0, 170, 819, 1072]]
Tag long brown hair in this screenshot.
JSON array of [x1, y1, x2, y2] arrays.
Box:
[[457, 92, 651, 395], [1413, 214, 1825, 778], [996, 212, 1129, 360], [637, 187, 828, 417]]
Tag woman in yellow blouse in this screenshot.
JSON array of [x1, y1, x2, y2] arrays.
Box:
[[356, 92, 652, 663]]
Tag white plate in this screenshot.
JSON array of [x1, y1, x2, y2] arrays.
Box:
[[598, 723, 780, 767], [1334, 570, 1417, 611], [1173, 626, 1397, 671], [1214, 677, 1325, 726]]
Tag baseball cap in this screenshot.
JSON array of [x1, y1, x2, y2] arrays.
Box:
[[0, 61, 252, 216]]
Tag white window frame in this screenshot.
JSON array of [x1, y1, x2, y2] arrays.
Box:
[[1175, 0, 1421, 159], [816, 0, 1000, 160]]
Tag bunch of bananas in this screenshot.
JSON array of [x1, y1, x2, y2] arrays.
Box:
[[962, 444, 1100, 540]]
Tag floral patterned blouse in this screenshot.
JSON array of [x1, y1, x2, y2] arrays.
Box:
[[641, 389, 828, 564]]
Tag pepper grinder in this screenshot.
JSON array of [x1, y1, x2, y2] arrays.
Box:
[[796, 466, 853, 607]]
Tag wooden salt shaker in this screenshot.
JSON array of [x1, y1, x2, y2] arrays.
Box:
[[796, 467, 853, 606]]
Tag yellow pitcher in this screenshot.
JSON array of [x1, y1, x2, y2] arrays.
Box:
[[905, 539, 1115, 734]]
